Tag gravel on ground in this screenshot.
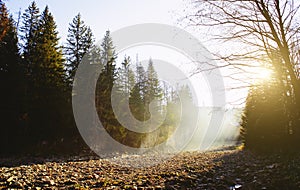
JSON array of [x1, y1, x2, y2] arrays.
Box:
[[0, 149, 300, 189]]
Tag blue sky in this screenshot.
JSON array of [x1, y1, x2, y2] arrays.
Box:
[[5, 0, 251, 107], [6, 0, 185, 42]]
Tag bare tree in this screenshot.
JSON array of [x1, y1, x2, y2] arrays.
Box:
[[183, 0, 300, 151], [185, 0, 300, 104]]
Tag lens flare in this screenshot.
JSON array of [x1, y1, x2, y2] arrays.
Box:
[[255, 67, 273, 82]]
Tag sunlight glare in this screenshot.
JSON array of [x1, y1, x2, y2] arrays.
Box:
[[255, 67, 273, 82]]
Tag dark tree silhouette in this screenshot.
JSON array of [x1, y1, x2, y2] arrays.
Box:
[[0, 2, 24, 154]]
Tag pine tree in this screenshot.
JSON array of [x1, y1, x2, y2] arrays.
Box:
[[35, 6, 65, 88], [144, 58, 162, 119], [118, 56, 135, 94], [19, 2, 40, 126], [33, 6, 67, 140], [20, 1, 40, 70], [99, 30, 117, 99], [65, 13, 94, 84], [136, 61, 147, 98], [0, 4, 19, 73], [19, 5, 68, 145], [129, 61, 146, 121], [96, 30, 118, 134], [113, 56, 136, 122]]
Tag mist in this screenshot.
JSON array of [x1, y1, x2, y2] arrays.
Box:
[[141, 106, 243, 153]]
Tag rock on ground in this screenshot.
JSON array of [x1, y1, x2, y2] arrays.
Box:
[[0, 149, 300, 189]]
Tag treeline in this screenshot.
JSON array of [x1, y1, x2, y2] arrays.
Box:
[[0, 1, 193, 155], [95, 48, 194, 148]]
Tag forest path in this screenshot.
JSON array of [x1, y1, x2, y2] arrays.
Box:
[[0, 149, 299, 189]]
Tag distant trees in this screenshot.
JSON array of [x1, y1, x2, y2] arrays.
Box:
[[93, 35, 167, 148], [186, 0, 300, 152], [89, 33, 193, 148], [97, 53, 194, 148]]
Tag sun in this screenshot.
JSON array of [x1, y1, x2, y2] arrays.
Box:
[[256, 68, 273, 81], [258, 68, 273, 80]]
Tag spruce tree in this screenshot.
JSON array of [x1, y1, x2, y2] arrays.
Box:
[[19, 2, 40, 124], [118, 56, 135, 94], [19, 5, 68, 145], [144, 58, 162, 119], [33, 6, 67, 141], [35, 6, 65, 88], [0, 4, 19, 73], [96, 31, 118, 134], [129, 62, 146, 121], [65, 13, 94, 84], [20, 1, 40, 69], [114, 56, 135, 120]]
